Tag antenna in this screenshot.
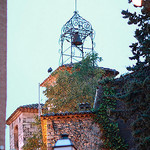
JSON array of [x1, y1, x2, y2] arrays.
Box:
[[75, 0, 77, 12]]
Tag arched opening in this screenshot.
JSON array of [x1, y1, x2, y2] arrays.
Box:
[[14, 125, 19, 150]]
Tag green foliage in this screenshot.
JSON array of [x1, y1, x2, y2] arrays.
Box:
[[22, 116, 46, 150], [118, 68, 150, 150], [121, 6, 150, 71], [119, 2, 150, 150], [44, 52, 104, 112], [94, 78, 128, 150]]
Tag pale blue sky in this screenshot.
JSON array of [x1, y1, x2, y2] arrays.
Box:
[[6, 0, 140, 149]]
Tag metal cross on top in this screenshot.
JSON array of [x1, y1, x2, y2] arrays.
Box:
[[75, 0, 77, 12]]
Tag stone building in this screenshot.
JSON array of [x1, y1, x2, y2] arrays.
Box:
[[40, 64, 119, 88], [6, 104, 43, 150], [6, 65, 118, 150], [40, 65, 73, 87], [40, 65, 118, 150], [0, 0, 7, 148], [41, 107, 102, 150], [6, 3, 120, 149]]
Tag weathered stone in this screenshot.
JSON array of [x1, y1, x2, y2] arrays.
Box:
[[6, 104, 43, 150], [41, 112, 102, 150]]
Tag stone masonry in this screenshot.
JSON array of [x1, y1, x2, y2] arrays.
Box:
[[0, 0, 7, 148], [8, 112, 38, 150], [41, 111, 102, 150], [6, 104, 43, 150]]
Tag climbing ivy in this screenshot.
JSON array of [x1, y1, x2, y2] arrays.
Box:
[[44, 52, 104, 112], [94, 77, 128, 150], [22, 116, 47, 150]]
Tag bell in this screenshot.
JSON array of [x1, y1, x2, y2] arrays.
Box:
[[72, 32, 83, 46]]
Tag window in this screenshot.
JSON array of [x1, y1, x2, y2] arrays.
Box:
[[23, 118, 26, 123], [19, 117, 21, 123]]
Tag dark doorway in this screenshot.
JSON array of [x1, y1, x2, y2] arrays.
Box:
[[14, 125, 19, 150]]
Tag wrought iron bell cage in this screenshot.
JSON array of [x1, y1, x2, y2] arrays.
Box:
[[60, 11, 95, 65]]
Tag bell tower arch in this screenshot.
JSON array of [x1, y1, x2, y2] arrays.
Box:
[[60, 10, 95, 65]]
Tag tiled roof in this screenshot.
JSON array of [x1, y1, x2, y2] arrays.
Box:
[[63, 63, 119, 75], [40, 64, 119, 87], [41, 110, 92, 117], [20, 103, 44, 109], [6, 103, 44, 125]]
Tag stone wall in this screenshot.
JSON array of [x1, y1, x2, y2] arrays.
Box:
[[0, 0, 7, 148], [41, 112, 102, 150], [9, 112, 38, 150]]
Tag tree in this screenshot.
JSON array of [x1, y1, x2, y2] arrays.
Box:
[[118, 2, 150, 149], [22, 116, 46, 150], [122, 0, 150, 71], [43, 53, 104, 113]]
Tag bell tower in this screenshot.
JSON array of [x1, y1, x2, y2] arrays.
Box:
[[60, 0, 94, 65]]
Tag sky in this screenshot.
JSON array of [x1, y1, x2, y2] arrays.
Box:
[[6, 0, 140, 149]]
